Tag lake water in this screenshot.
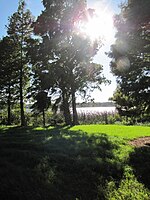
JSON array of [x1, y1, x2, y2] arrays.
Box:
[[26, 105, 116, 114], [76, 107, 116, 114]]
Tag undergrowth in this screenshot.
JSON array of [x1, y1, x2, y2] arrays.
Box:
[[106, 167, 150, 200]]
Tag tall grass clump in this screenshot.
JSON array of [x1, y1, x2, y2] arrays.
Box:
[[77, 111, 121, 125]]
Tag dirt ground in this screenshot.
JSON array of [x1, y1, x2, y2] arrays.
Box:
[[129, 137, 150, 147]]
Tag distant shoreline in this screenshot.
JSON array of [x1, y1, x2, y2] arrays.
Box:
[[76, 102, 115, 108]]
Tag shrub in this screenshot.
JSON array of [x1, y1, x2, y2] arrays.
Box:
[[106, 167, 150, 200]]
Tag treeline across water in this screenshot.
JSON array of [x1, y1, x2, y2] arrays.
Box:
[[76, 102, 115, 107], [1, 106, 148, 127]]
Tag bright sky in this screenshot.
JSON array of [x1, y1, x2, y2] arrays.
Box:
[[0, 0, 121, 102]]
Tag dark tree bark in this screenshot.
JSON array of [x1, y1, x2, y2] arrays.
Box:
[[71, 87, 79, 125], [7, 83, 11, 125], [62, 91, 72, 125], [42, 109, 46, 127]]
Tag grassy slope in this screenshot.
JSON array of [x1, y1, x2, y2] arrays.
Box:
[[0, 125, 150, 200]]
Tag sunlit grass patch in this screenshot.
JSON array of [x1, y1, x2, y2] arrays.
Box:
[[0, 125, 18, 133], [32, 127, 47, 131], [70, 124, 150, 139], [32, 126, 54, 131]]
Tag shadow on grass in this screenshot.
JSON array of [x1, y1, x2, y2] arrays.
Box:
[[0, 126, 125, 200], [129, 146, 150, 190]]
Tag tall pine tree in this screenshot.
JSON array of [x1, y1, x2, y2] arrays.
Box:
[[0, 36, 19, 124], [7, 0, 34, 126]]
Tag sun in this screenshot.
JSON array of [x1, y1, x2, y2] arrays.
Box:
[[85, 11, 114, 41], [75, 8, 114, 42]]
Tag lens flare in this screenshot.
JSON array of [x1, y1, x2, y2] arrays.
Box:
[[116, 56, 130, 72], [74, 5, 114, 42]]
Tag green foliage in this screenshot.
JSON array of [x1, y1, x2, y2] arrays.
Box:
[[0, 107, 20, 125], [108, 0, 150, 122], [25, 110, 53, 126], [0, 36, 20, 125], [106, 167, 150, 200]]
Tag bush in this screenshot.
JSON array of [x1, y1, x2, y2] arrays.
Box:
[[0, 108, 20, 125], [106, 167, 150, 200], [28, 110, 54, 126]]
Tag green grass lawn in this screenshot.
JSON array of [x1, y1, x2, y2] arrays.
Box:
[[0, 125, 150, 200], [70, 124, 150, 139]]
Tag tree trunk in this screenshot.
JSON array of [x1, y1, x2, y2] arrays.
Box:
[[71, 88, 79, 125], [20, 10, 26, 127], [62, 91, 72, 125], [7, 83, 11, 125], [42, 109, 46, 127], [20, 58, 26, 126]]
